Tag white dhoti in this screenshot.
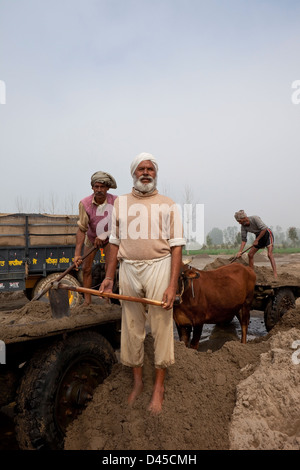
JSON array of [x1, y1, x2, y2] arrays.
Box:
[[119, 255, 175, 369]]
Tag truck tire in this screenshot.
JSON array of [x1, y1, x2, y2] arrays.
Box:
[[15, 331, 117, 450], [32, 273, 82, 308], [264, 288, 296, 332]]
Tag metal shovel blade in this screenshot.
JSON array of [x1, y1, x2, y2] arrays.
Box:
[[49, 288, 70, 318]]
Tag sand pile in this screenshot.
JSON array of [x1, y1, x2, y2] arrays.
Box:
[[202, 257, 300, 286], [229, 327, 300, 450], [64, 307, 300, 451], [1, 254, 299, 450]]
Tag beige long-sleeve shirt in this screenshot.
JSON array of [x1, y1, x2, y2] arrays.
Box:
[[109, 189, 186, 260]]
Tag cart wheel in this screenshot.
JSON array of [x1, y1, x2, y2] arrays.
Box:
[[32, 273, 82, 308], [264, 288, 296, 331], [15, 331, 117, 450]]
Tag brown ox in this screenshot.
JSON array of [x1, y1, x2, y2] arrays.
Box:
[[173, 262, 256, 349]]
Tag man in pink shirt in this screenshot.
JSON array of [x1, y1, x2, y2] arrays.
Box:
[[74, 171, 117, 305]]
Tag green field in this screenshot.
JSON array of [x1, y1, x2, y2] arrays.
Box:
[[183, 247, 300, 256]]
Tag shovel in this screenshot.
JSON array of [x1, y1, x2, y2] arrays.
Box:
[[49, 283, 164, 319], [32, 246, 98, 302], [229, 245, 254, 263]]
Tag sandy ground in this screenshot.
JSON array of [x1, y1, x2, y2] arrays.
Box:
[[1, 252, 300, 450], [64, 253, 300, 451]]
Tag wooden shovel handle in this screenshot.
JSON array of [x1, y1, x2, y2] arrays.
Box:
[[230, 245, 254, 263], [57, 283, 164, 307]]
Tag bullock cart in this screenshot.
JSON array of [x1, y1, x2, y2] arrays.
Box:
[[0, 301, 121, 450], [252, 275, 300, 331], [202, 257, 300, 332]]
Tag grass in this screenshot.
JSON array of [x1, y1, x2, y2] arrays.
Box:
[[182, 246, 300, 256], [273, 247, 300, 254]]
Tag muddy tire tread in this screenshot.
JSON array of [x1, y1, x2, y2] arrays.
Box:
[[15, 331, 117, 450], [264, 288, 296, 332]]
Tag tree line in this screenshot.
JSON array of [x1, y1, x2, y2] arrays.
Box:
[[205, 226, 300, 248]]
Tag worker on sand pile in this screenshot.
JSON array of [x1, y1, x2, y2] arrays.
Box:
[[234, 210, 277, 278]]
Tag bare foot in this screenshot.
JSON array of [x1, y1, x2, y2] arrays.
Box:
[[148, 386, 164, 414], [128, 381, 144, 405]]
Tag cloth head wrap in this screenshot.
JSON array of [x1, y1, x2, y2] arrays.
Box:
[[91, 171, 117, 189], [234, 210, 247, 221], [130, 152, 158, 177]]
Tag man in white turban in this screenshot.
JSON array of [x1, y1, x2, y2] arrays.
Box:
[[100, 153, 186, 414], [130, 152, 158, 177]]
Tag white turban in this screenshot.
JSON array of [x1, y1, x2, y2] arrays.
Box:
[[234, 210, 247, 221], [130, 152, 158, 177]]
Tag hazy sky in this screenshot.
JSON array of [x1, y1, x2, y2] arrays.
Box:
[[1, 0, 300, 237]]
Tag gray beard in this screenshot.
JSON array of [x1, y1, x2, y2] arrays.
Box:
[[133, 175, 157, 193]]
